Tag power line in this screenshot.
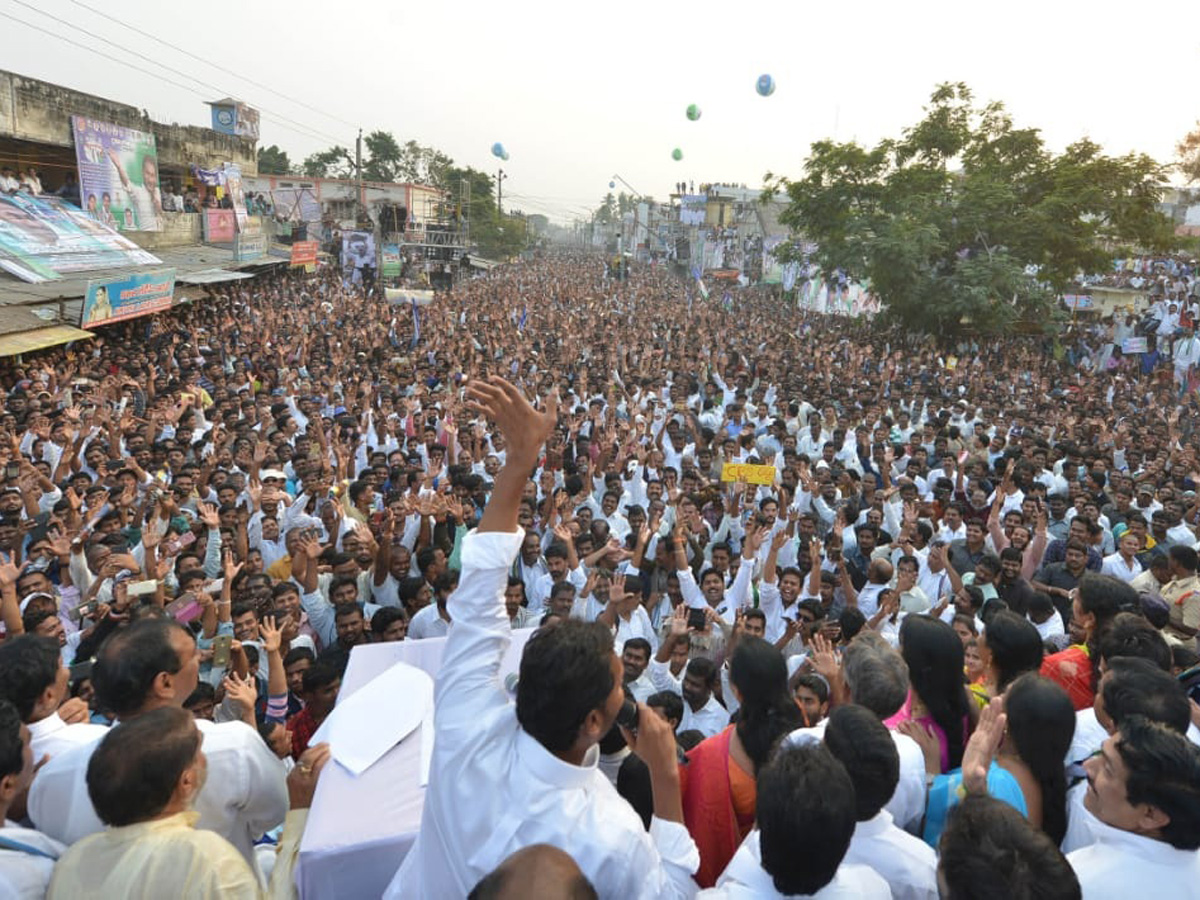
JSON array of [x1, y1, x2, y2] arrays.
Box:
[[62, 0, 360, 132], [2, 2, 348, 149]]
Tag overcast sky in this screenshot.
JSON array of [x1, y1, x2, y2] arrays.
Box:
[[5, 0, 1198, 223]]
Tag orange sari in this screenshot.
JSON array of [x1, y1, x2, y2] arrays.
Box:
[[679, 725, 755, 888]]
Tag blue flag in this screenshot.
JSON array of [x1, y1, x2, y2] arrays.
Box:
[[518, 304, 527, 332], [410, 298, 420, 349]]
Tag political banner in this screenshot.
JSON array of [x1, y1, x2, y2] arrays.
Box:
[[81, 269, 176, 329], [234, 232, 266, 262], [720, 463, 777, 486], [1062, 294, 1094, 310], [71, 116, 164, 232], [1121, 336, 1148, 355], [381, 243, 402, 278], [223, 163, 249, 233], [342, 231, 376, 270], [271, 186, 322, 223], [680, 194, 707, 227], [202, 209, 237, 243], [0, 193, 160, 283], [290, 241, 319, 267], [384, 288, 434, 307]]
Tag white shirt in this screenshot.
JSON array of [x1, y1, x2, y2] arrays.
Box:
[[27, 717, 287, 867], [1068, 817, 1200, 900], [701, 829, 890, 899], [0, 822, 65, 900], [842, 810, 938, 900], [26, 713, 109, 765], [527, 566, 587, 617], [408, 603, 451, 640], [758, 578, 801, 644], [680, 694, 729, 739], [786, 722, 926, 830], [1100, 553, 1142, 584], [383, 530, 700, 900]]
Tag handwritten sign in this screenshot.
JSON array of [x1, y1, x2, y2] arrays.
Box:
[[721, 462, 777, 485]]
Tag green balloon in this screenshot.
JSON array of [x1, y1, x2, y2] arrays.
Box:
[[686, 104, 701, 121], [672, 148, 683, 161]]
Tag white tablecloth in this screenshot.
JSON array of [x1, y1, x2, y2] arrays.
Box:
[[296, 629, 535, 899]]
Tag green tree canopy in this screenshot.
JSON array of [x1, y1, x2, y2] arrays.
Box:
[[300, 146, 353, 179], [767, 83, 1176, 335], [256, 144, 292, 175], [1179, 122, 1200, 184]]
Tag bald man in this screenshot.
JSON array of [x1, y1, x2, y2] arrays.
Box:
[[469, 844, 598, 900]]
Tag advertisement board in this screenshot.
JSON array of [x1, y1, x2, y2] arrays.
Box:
[[71, 116, 163, 231], [81, 269, 177, 329]]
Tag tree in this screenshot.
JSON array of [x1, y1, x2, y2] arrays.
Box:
[[363, 130, 403, 183], [257, 144, 292, 175], [767, 83, 1176, 335], [300, 146, 353, 179], [1179, 123, 1200, 184], [593, 193, 616, 224]]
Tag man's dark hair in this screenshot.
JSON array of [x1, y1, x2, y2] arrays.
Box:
[[1117, 716, 1200, 850], [301, 658, 341, 694], [757, 743, 857, 896], [823, 704, 898, 821], [646, 691, 683, 729], [92, 619, 190, 718], [1097, 612, 1171, 671], [622, 637, 651, 660], [283, 647, 316, 669], [371, 606, 408, 636], [1102, 658, 1190, 735], [0, 635, 61, 722], [87, 706, 200, 827], [1168, 544, 1198, 573], [0, 699, 24, 780], [685, 656, 718, 688], [938, 795, 1080, 900], [333, 602, 363, 622], [517, 619, 615, 754]]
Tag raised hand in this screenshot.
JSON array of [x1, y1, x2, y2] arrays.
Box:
[[962, 696, 1007, 794], [259, 615, 282, 655], [465, 376, 557, 466]]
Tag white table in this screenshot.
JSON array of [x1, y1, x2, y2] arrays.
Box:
[[296, 630, 534, 899]]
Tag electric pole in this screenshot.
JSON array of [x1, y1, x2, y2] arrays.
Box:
[[355, 128, 364, 224], [496, 168, 507, 220]]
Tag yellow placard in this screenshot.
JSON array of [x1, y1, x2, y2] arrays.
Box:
[[721, 462, 776, 485]]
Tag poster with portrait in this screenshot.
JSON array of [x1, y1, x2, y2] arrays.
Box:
[[342, 231, 376, 270], [81, 269, 176, 329], [71, 116, 164, 232], [0, 193, 160, 283], [223, 163, 249, 233]]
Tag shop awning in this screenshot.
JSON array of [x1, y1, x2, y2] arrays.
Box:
[[0, 325, 94, 357], [176, 268, 256, 285]]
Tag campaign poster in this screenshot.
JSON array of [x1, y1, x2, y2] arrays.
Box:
[[202, 209, 237, 243], [342, 231, 376, 270], [223, 163, 249, 232], [81, 269, 177, 329], [381, 243, 402, 278], [0, 193, 160, 283], [290, 241, 319, 267], [234, 232, 266, 262], [71, 116, 164, 232]]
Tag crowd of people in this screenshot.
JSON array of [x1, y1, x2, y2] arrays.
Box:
[[0, 250, 1196, 898]]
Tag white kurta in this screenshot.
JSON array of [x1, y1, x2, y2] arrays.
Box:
[[701, 830, 890, 898], [1068, 817, 1200, 900], [27, 718, 286, 867], [383, 530, 700, 900], [842, 810, 938, 900]]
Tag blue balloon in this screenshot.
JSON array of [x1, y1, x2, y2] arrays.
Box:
[[491, 142, 505, 158], [756, 74, 775, 97], [609, 181, 616, 189]]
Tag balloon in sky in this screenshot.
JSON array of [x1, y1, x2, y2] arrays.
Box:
[[671, 148, 683, 161], [686, 104, 701, 121], [755, 74, 776, 97], [609, 181, 616, 189], [501, 151, 510, 161], [491, 142, 505, 158]]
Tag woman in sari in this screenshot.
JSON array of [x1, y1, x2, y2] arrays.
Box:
[[967, 610, 1045, 708], [679, 636, 803, 887]]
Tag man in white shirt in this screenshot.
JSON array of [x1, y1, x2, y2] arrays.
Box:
[[0, 699, 66, 899], [1067, 717, 1200, 897], [787, 633, 926, 830], [0, 635, 108, 763], [385, 377, 699, 899], [527, 543, 587, 617], [702, 742, 889, 898], [27, 619, 287, 869], [677, 657, 728, 739], [823, 706, 938, 900]]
